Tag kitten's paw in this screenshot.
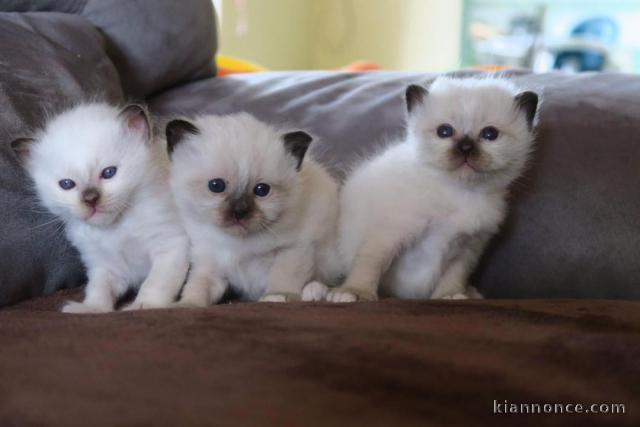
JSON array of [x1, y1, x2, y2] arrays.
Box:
[[301, 281, 329, 302], [122, 298, 172, 311], [439, 287, 484, 300], [259, 293, 289, 303], [61, 301, 112, 314], [440, 293, 469, 300], [326, 288, 377, 303], [208, 283, 227, 305], [466, 286, 484, 299]]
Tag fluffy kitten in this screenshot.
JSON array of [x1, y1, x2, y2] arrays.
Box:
[[12, 103, 189, 313], [327, 77, 539, 302], [167, 113, 339, 305]]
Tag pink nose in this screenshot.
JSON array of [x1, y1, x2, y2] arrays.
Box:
[[82, 188, 100, 208]]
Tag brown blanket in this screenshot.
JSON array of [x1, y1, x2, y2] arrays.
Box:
[[1, 291, 638, 427]]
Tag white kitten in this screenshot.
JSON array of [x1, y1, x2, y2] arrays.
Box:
[[12, 103, 190, 313], [167, 113, 339, 305], [327, 77, 539, 302]]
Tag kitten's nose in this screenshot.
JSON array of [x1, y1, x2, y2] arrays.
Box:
[[233, 206, 250, 221], [232, 198, 251, 221], [82, 188, 101, 207], [456, 136, 476, 156]]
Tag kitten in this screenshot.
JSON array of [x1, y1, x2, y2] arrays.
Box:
[[167, 113, 339, 305], [327, 77, 539, 302], [12, 103, 190, 313]]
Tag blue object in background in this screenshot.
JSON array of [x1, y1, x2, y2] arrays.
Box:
[[553, 17, 619, 71], [571, 17, 619, 45], [554, 51, 605, 71]]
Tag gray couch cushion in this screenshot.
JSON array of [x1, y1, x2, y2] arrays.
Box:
[[0, 0, 218, 98], [0, 12, 123, 306], [81, 0, 217, 97], [150, 71, 640, 299]]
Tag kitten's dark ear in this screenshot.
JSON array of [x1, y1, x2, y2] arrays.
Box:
[[165, 119, 199, 156], [405, 84, 428, 114], [119, 104, 151, 141], [11, 137, 36, 163], [515, 91, 539, 129], [283, 131, 313, 171]]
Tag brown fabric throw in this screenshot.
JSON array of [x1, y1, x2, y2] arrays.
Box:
[[1, 291, 638, 426]]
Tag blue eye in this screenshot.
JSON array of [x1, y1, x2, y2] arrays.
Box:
[[254, 183, 271, 197], [58, 179, 76, 190], [208, 178, 226, 193], [436, 124, 454, 138], [101, 166, 117, 179], [480, 126, 499, 141]]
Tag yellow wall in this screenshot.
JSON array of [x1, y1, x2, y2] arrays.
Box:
[[218, 0, 463, 71], [219, 0, 314, 69]]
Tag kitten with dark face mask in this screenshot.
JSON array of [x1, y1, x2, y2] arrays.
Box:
[[327, 77, 539, 302], [167, 113, 339, 305], [12, 103, 190, 313]]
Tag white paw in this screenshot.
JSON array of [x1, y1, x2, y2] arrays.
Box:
[[440, 292, 469, 300], [61, 301, 112, 314], [122, 297, 172, 311], [259, 294, 289, 303], [208, 283, 227, 304], [466, 286, 484, 299], [301, 281, 329, 302], [326, 289, 357, 303], [326, 287, 377, 303]]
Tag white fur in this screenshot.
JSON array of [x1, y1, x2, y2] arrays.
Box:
[[23, 103, 189, 313], [170, 113, 339, 305], [327, 77, 537, 302], [301, 280, 330, 302]]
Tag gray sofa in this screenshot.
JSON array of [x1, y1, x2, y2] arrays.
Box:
[[1, 2, 638, 426]]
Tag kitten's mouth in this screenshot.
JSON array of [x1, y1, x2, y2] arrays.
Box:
[[463, 159, 479, 172], [86, 206, 106, 218], [453, 157, 480, 172], [82, 206, 98, 220], [226, 219, 250, 234], [232, 219, 247, 228], [84, 206, 119, 225]]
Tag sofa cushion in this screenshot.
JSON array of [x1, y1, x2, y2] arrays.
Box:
[[0, 0, 218, 98], [0, 12, 123, 306], [150, 71, 640, 299], [81, 0, 217, 97]]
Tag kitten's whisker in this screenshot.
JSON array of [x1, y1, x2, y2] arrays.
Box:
[[26, 217, 64, 231], [259, 220, 278, 238]]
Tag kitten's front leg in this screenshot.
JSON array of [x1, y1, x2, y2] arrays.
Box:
[[259, 246, 314, 302], [431, 260, 482, 299], [124, 244, 190, 311], [326, 235, 399, 302], [326, 253, 382, 302], [62, 268, 118, 314], [432, 232, 490, 300], [176, 264, 227, 308]]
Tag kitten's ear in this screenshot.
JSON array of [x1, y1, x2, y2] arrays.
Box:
[[119, 104, 151, 141], [405, 84, 428, 114], [11, 137, 36, 163], [165, 119, 199, 157], [515, 91, 539, 129], [282, 131, 313, 171]]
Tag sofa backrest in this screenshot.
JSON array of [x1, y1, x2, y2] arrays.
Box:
[[0, 0, 218, 98]]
